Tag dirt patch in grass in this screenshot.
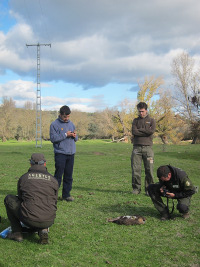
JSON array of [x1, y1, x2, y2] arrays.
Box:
[[93, 152, 105, 155]]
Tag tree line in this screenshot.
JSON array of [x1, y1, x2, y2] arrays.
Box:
[[0, 52, 199, 144]]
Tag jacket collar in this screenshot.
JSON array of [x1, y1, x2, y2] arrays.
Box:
[[28, 165, 47, 173]]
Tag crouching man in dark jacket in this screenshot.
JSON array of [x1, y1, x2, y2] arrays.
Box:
[[4, 153, 58, 244], [148, 165, 196, 220]]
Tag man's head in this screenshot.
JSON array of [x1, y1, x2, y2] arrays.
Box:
[[137, 102, 148, 118], [59, 105, 71, 122], [30, 153, 46, 166], [157, 165, 172, 181]]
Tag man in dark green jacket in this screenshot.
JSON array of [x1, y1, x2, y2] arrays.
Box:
[[148, 165, 196, 220], [4, 153, 58, 243], [131, 102, 156, 195]]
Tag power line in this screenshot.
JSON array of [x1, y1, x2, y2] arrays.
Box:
[[37, 0, 56, 79], [23, 0, 56, 82], [38, 0, 51, 43], [26, 43, 51, 148]]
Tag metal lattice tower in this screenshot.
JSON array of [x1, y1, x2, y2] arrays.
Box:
[[26, 43, 51, 147]]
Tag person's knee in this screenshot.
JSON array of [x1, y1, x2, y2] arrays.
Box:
[[4, 195, 20, 210], [4, 195, 12, 205], [147, 184, 156, 195], [147, 184, 155, 191], [177, 203, 189, 213]]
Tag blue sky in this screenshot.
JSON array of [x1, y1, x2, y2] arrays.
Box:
[[0, 0, 200, 112]]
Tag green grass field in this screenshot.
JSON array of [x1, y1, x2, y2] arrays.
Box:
[[0, 140, 199, 267]]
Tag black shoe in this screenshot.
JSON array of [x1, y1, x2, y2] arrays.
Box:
[[182, 213, 190, 219], [7, 232, 23, 242], [64, 196, 74, 202], [132, 190, 140, 195], [160, 213, 171, 221], [38, 229, 49, 244]]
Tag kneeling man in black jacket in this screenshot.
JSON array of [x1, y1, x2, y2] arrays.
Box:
[[4, 153, 58, 244], [148, 165, 196, 220]]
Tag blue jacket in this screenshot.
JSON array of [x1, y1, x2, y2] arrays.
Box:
[[50, 117, 78, 155]]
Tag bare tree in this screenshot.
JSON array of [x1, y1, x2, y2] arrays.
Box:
[[154, 90, 185, 144], [171, 52, 200, 143], [0, 97, 16, 141], [24, 101, 34, 110], [137, 76, 164, 109]]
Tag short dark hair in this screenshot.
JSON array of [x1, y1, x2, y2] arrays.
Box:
[[137, 102, 148, 110], [157, 166, 171, 178], [60, 105, 71, 115]]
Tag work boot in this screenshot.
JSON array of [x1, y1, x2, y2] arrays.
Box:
[[64, 196, 74, 202], [182, 213, 190, 219], [160, 213, 171, 221], [38, 229, 49, 244], [7, 232, 23, 242], [132, 189, 140, 195]]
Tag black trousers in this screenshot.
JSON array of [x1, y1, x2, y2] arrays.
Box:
[[54, 153, 75, 198], [4, 195, 54, 232]]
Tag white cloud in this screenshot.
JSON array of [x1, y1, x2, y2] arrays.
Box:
[[0, 0, 200, 110], [0, 79, 106, 112], [0, 80, 35, 100], [2, 1, 200, 84]]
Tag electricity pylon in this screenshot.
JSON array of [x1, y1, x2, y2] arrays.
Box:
[[26, 43, 51, 148]]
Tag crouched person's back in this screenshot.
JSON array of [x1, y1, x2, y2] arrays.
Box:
[[4, 153, 59, 244]]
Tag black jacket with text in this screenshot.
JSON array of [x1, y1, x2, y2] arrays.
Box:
[[159, 165, 196, 199], [17, 165, 59, 223]]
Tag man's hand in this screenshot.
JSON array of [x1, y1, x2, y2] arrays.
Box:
[[165, 192, 175, 198], [67, 131, 76, 138], [72, 131, 77, 138], [160, 186, 165, 193], [160, 186, 175, 198]]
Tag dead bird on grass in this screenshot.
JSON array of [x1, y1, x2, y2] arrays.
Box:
[[107, 215, 146, 225]]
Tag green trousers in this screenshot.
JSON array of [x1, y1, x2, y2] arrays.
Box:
[[131, 145, 154, 192], [4, 195, 54, 232], [148, 183, 192, 215]]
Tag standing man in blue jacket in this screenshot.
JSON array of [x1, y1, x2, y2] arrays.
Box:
[[50, 105, 78, 202]]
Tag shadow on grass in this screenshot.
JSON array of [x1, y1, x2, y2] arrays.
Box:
[[97, 203, 159, 219], [0, 151, 25, 155], [73, 185, 128, 194], [23, 232, 40, 244], [155, 151, 200, 162], [0, 218, 10, 230], [0, 219, 42, 244], [0, 190, 17, 196]]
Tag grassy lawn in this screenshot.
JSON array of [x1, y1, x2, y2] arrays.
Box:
[[0, 140, 199, 267]]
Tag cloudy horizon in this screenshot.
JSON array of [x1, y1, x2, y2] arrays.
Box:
[[0, 0, 200, 112]]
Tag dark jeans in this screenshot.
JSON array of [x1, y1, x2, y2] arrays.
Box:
[[54, 153, 75, 199], [4, 195, 53, 232]]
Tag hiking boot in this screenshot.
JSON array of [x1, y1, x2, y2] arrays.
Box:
[[182, 213, 190, 219], [160, 213, 171, 221], [38, 229, 49, 244], [64, 196, 74, 202], [7, 232, 23, 242], [132, 190, 140, 195]]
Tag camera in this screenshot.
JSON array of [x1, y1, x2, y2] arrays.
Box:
[[163, 188, 169, 197]]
